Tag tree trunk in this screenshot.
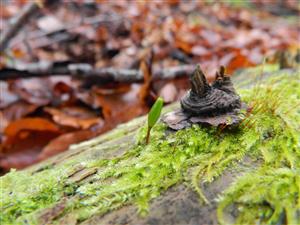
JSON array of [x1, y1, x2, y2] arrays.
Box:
[[1, 66, 299, 225]]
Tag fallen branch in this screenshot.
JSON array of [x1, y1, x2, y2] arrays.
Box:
[[0, 61, 195, 83], [0, 2, 39, 52], [0, 0, 57, 52]]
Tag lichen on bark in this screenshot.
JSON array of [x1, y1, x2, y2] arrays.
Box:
[[0, 67, 299, 225]]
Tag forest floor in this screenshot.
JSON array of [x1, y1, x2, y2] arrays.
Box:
[[0, 1, 299, 173]]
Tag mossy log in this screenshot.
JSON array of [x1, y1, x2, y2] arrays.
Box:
[[1, 65, 299, 225]]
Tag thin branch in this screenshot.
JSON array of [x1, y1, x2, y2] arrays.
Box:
[[0, 2, 39, 52], [0, 61, 195, 83]]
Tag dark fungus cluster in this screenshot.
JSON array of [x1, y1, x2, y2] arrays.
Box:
[[162, 65, 246, 130]]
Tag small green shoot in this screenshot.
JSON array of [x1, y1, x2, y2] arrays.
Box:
[[146, 97, 164, 144]]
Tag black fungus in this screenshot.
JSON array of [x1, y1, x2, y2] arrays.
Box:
[[162, 65, 246, 130]]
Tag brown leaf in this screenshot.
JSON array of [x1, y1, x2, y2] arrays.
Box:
[[4, 118, 60, 145], [38, 130, 95, 160], [97, 88, 146, 122], [0, 100, 38, 132], [175, 38, 193, 54], [75, 91, 103, 110], [0, 131, 59, 171], [92, 84, 131, 95], [44, 106, 103, 130], [226, 53, 254, 74]]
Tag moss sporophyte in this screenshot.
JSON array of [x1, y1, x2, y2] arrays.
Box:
[[0, 67, 299, 225]]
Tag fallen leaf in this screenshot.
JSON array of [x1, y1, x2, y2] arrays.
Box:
[[10, 78, 53, 106], [200, 29, 222, 46], [38, 130, 95, 160], [75, 91, 103, 110], [191, 45, 210, 56], [0, 131, 59, 171], [92, 84, 131, 95], [226, 53, 255, 74], [37, 15, 65, 33], [97, 87, 146, 122], [175, 38, 193, 54], [44, 106, 102, 130], [4, 118, 60, 145], [2, 100, 39, 121], [0, 100, 39, 132]]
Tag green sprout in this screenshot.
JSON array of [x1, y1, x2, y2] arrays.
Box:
[[146, 97, 164, 144]]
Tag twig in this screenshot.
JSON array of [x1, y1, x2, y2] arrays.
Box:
[[0, 2, 39, 52], [0, 61, 195, 84]]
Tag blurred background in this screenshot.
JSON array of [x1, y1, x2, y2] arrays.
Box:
[[0, 0, 299, 174]]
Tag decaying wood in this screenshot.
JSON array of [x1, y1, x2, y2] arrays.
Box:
[[2, 69, 296, 225], [5, 101, 255, 225], [19, 103, 247, 225]]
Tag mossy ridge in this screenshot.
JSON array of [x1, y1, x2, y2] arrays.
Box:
[[0, 166, 71, 225], [218, 168, 300, 225], [0, 71, 299, 225], [217, 72, 300, 224]]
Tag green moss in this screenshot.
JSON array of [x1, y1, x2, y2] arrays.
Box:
[[218, 168, 300, 225], [0, 70, 299, 225], [216, 71, 300, 224], [0, 167, 70, 224]]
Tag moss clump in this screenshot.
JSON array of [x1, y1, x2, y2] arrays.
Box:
[[218, 168, 300, 225], [0, 70, 299, 225], [217, 71, 300, 224], [0, 167, 71, 224]]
